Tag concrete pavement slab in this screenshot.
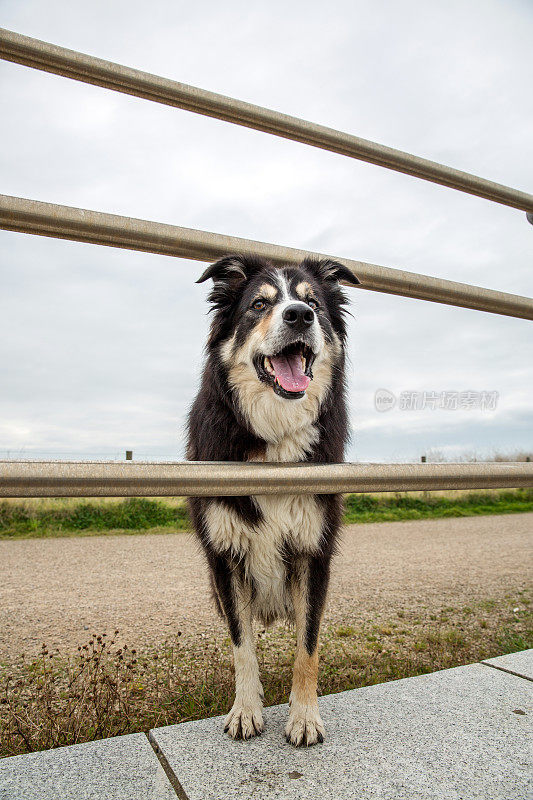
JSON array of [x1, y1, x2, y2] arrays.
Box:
[[0, 732, 176, 800], [151, 663, 532, 800], [482, 648, 533, 681]]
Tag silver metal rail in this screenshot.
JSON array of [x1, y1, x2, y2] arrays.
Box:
[[1, 27, 532, 215], [1, 461, 532, 497], [2, 194, 532, 319]]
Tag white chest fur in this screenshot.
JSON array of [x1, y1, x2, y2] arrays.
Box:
[[204, 491, 324, 568], [204, 420, 324, 616], [204, 492, 324, 621]]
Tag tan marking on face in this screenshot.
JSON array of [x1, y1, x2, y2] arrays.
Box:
[[256, 283, 277, 301], [255, 308, 275, 338], [295, 281, 313, 301]]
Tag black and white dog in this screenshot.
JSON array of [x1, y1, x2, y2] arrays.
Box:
[[187, 254, 358, 746]]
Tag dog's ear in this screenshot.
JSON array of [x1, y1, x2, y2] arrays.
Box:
[[196, 254, 259, 289], [197, 254, 266, 318], [300, 257, 360, 286]]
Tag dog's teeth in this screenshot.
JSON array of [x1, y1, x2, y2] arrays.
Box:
[[265, 357, 275, 376], [301, 355, 305, 371]]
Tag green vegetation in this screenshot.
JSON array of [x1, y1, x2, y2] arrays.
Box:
[[0, 497, 190, 539], [1, 592, 530, 757], [343, 488, 533, 523], [1, 488, 532, 539]]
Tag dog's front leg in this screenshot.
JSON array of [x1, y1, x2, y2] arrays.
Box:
[[286, 557, 327, 746], [212, 566, 264, 739]]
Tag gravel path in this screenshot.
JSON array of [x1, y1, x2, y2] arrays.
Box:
[[0, 513, 531, 661]]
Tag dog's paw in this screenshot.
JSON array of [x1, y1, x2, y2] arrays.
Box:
[[224, 699, 264, 740], [285, 702, 325, 747]]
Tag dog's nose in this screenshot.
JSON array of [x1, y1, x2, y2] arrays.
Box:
[[282, 303, 315, 330]]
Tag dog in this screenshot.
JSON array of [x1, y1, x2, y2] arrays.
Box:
[[187, 254, 358, 746]]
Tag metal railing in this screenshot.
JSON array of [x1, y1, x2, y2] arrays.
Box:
[[2, 461, 533, 498], [1, 29, 532, 497], [1, 28, 533, 215], [2, 194, 532, 319]]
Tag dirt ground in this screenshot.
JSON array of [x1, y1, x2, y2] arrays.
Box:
[[0, 513, 531, 661]]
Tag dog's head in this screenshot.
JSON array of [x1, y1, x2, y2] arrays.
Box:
[[197, 254, 358, 438]]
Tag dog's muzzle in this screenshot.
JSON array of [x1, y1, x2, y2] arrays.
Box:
[[254, 341, 316, 400]]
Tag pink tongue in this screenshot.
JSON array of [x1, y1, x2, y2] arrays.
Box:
[[270, 353, 310, 393]]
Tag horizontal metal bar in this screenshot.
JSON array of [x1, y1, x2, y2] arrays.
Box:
[[1, 195, 532, 319], [1, 461, 532, 498], [1, 27, 532, 214]]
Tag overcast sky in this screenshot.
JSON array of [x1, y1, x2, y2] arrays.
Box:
[[1, 0, 532, 463]]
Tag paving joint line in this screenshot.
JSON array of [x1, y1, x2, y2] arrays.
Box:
[[146, 731, 190, 800], [480, 661, 533, 683]]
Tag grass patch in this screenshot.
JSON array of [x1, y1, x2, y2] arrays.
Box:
[[343, 488, 533, 524], [1, 488, 532, 539], [0, 497, 190, 539], [1, 592, 530, 758]]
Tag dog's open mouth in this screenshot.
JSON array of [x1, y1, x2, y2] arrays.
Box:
[[255, 342, 315, 400]]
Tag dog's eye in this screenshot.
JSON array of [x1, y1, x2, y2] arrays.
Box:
[[307, 298, 319, 310], [251, 299, 266, 311]]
